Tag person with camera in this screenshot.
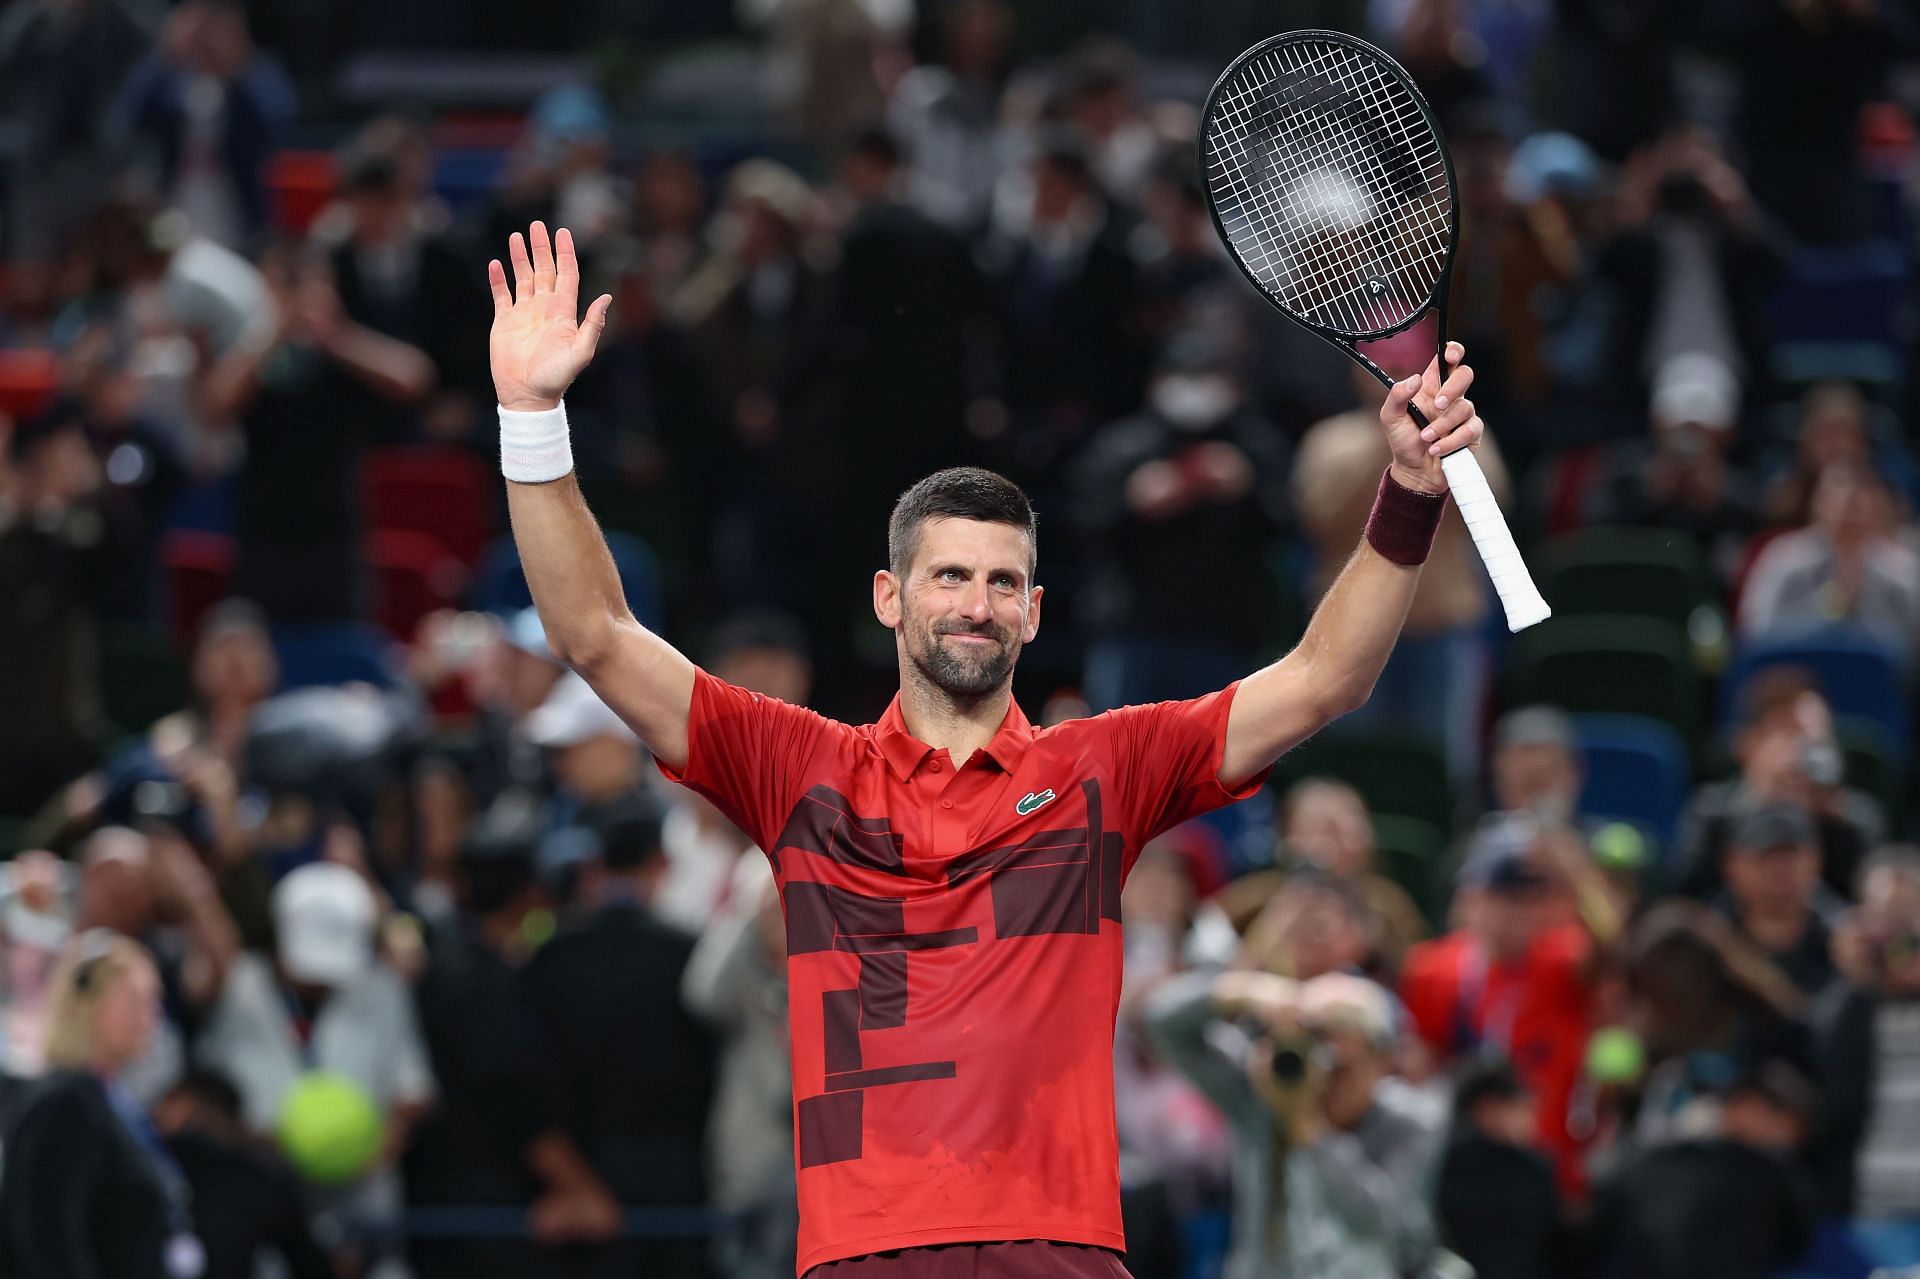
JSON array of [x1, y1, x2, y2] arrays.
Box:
[[1141, 968, 1443, 1279], [1812, 845, 1920, 1217], [1714, 802, 1844, 997]]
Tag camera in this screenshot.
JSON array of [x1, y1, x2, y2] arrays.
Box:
[[1267, 1033, 1338, 1086]]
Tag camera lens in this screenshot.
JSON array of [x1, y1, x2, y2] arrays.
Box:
[[1271, 1046, 1307, 1083]]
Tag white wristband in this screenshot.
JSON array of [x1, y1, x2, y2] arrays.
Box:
[[499, 402, 574, 484]]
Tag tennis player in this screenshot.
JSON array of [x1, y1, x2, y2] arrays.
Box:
[[488, 222, 1482, 1278]]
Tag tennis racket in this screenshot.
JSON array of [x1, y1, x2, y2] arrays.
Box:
[[1199, 29, 1551, 632]]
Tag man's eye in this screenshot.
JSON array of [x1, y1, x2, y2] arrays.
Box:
[[993, 576, 1015, 589], [940, 569, 963, 583]]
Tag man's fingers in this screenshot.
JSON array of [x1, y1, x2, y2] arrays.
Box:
[[1380, 373, 1422, 425], [555, 226, 581, 308], [508, 233, 534, 296], [570, 293, 612, 364], [1431, 360, 1475, 412], [530, 221, 555, 295], [488, 259, 512, 315], [1430, 414, 1484, 458]]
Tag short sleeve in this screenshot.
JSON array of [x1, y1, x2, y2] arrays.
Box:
[[1096, 682, 1268, 847], [654, 667, 837, 853]]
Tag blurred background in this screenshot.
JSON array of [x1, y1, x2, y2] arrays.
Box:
[[0, 0, 1919, 1276]]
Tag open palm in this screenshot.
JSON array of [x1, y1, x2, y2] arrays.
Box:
[[489, 222, 612, 412]]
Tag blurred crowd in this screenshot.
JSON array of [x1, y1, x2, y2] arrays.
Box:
[[2, 0, 1920, 1276]]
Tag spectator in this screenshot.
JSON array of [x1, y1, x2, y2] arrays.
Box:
[[153, 1067, 331, 1279], [326, 140, 485, 440], [1672, 667, 1883, 903], [1815, 846, 1920, 1218], [1587, 351, 1759, 583], [1143, 969, 1444, 1279], [1759, 382, 1878, 530], [981, 131, 1147, 473], [409, 804, 621, 1279], [1070, 330, 1293, 710], [1739, 460, 1920, 654], [1587, 1061, 1818, 1279], [1486, 706, 1585, 829], [889, 0, 1019, 232], [1238, 868, 1379, 986], [112, 0, 294, 251], [1622, 902, 1811, 1152], [1715, 802, 1844, 997], [524, 672, 649, 848], [522, 803, 717, 1278], [683, 855, 795, 1279], [1398, 815, 1615, 1190], [1292, 359, 1511, 779], [194, 862, 435, 1264], [1274, 779, 1426, 978], [216, 242, 435, 621], [1435, 1059, 1562, 1279], [152, 598, 280, 770], [0, 931, 199, 1278]]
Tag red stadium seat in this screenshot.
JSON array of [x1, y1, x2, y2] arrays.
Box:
[[0, 349, 58, 424], [367, 528, 464, 643], [360, 446, 496, 569], [159, 529, 238, 648], [263, 150, 338, 237]]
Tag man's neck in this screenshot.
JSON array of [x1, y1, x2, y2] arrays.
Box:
[[898, 671, 1012, 767], [1743, 903, 1809, 952]]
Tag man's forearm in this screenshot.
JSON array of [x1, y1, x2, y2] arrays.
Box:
[[505, 472, 635, 671]]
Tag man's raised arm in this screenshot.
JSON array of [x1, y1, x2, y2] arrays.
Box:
[[1219, 345, 1483, 786], [490, 221, 696, 769]]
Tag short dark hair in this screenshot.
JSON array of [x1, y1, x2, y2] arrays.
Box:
[[1451, 1058, 1527, 1122], [887, 467, 1038, 579]]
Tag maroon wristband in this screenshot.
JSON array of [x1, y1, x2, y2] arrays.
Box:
[[1364, 467, 1448, 566]]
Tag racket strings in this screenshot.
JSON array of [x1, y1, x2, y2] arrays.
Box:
[[1204, 38, 1452, 336]]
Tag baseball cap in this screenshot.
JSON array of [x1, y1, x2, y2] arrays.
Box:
[[1457, 813, 1550, 893], [272, 863, 376, 988], [1504, 132, 1603, 205], [507, 607, 556, 662], [1494, 705, 1577, 753], [1651, 352, 1738, 433], [524, 674, 636, 749], [1731, 802, 1816, 854]]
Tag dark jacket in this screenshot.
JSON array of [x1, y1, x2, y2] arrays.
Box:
[[0, 1071, 189, 1279]]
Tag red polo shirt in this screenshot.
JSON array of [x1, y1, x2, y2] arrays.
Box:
[[659, 669, 1263, 1275]]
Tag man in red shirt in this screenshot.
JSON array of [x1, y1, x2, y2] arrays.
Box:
[[484, 222, 1486, 1277], [1399, 814, 1619, 1196]]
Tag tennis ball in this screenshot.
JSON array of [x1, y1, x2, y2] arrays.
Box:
[[1585, 1027, 1646, 1085], [1591, 823, 1648, 871], [277, 1072, 385, 1185]]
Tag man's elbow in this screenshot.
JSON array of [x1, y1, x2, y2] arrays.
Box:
[[544, 614, 623, 675]]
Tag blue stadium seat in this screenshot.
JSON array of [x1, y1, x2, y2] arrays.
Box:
[[1573, 714, 1691, 848], [1721, 627, 1910, 766], [273, 624, 397, 690], [471, 532, 663, 632], [1783, 1219, 1920, 1279]]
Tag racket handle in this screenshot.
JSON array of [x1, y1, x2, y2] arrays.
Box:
[[1438, 449, 1551, 632]]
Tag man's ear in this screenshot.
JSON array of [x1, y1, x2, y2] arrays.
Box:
[[874, 569, 901, 629], [1023, 583, 1044, 644]]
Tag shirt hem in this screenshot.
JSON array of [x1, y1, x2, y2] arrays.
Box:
[[797, 1223, 1127, 1275]]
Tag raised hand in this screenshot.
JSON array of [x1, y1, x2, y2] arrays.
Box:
[[1378, 340, 1481, 494], [489, 222, 613, 412]]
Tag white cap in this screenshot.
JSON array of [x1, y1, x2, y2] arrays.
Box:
[[272, 863, 376, 987], [1652, 352, 1739, 432], [524, 674, 636, 749]]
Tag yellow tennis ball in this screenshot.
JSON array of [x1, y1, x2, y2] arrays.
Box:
[[1585, 1027, 1646, 1085], [277, 1072, 385, 1185]]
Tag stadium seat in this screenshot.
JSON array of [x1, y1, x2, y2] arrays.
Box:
[[96, 625, 190, 738], [1369, 814, 1447, 922], [273, 623, 397, 689], [470, 530, 663, 632], [1572, 714, 1691, 848], [367, 528, 464, 644], [0, 349, 57, 423], [158, 530, 237, 648], [1721, 626, 1909, 765], [1273, 734, 1456, 837], [1834, 715, 1906, 830], [1538, 528, 1714, 628], [360, 446, 496, 568], [1507, 616, 1703, 748]]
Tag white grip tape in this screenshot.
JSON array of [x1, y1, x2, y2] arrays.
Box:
[[499, 402, 574, 484], [1440, 449, 1552, 632]]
